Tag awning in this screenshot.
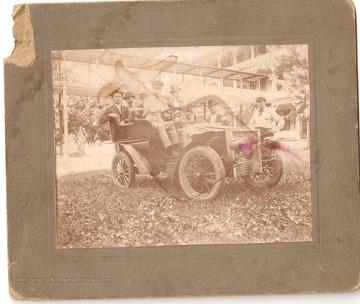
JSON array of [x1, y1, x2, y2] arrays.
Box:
[[275, 103, 296, 112]]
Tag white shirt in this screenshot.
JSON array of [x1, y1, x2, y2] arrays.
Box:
[[143, 95, 168, 122], [115, 104, 122, 114], [249, 107, 285, 130]]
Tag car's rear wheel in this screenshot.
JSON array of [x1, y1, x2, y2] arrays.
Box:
[[111, 152, 135, 187], [178, 146, 225, 200]]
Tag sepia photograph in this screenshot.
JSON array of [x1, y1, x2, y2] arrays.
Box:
[[52, 45, 312, 249], [5, 0, 359, 300]]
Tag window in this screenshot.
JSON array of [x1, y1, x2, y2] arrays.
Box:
[[223, 79, 234, 88], [254, 45, 267, 57], [242, 81, 256, 90], [260, 78, 267, 91]]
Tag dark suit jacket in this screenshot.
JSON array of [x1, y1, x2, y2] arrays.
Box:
[[99, 104, 129, 140]]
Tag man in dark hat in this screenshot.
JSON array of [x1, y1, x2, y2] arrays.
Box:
[[99, 89, 130, 141], [143, 80, 180, 155], [124, 91, 138, 108], [249, 97, 285, 135], [168, 84, 183, 108], [123, 91, 143, 118], [206, 99, 223, 124]]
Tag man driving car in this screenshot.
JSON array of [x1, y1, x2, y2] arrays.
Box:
[[142, 80, 180, 155]]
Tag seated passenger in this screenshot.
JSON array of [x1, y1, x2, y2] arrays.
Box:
[[221, 110, 234, 126], [123, 91, 144, 119], [185, 104, 198, 124], [168, 84, 198, 127], [168, 84, 183, 108], [143, 80, 180, 155], [99, 89, 130, 141], [206, 99, 223, 125]]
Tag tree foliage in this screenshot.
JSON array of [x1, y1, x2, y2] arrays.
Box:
[[271, 45, 310, 102], [54, 95, 110, 144]]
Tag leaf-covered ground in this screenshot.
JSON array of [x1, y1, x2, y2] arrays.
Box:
[[56, 151, 312, 248]]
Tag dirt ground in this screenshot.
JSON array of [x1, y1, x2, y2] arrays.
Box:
[[56, 147, 312, 249]]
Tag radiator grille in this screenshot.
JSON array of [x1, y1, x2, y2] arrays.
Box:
[[235, 146, 262, 176], [231, 130, 262, 176]]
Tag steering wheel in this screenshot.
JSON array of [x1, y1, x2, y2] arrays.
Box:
[[184, 111, 195, 123], [161, 107, 182, 121]]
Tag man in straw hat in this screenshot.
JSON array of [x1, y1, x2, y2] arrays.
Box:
[[99, 88, 130, 141]]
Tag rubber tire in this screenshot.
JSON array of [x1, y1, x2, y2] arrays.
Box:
[[111, 152, 135, 187], [243, 152, 283, 189], [178, 146, 225, 200]]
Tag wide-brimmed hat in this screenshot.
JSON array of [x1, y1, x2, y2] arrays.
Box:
[[124, 91, 136, 99], [97, 82, 125, 99], [208, 99, 218, 108], [151, 80, 164, 88], [256, 97, 266, 103], [109, 88, 124, 97], [169, 84, 181, 93]]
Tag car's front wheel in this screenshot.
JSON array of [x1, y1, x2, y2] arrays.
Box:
[[243, 150, 283, 188], [111, 152, 135, 187], [178, 146, 225, 200]]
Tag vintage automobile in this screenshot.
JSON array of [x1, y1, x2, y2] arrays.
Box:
[[109, 106, 283, 200]]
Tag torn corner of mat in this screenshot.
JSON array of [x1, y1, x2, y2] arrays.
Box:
[[8, 259, 46, 300], [4, 4, 35, 68], [9, 284, 26, 301], [9, 283, 45, 301]]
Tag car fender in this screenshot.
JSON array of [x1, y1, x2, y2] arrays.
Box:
[[171, 140, 209, 186], [119, 144, 151, 174]]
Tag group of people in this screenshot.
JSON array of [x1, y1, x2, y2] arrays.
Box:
[[99, 80, 183, 156], [99, 77, 285, 156], [205, 96, 286, 133]]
